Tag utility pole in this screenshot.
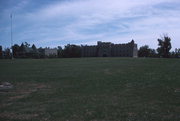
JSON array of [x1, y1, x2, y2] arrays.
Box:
[[10, 13, 13, 59]]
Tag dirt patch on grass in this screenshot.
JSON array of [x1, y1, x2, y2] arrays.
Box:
[[174, 88, 180, 93], [7, 82, 50, 101], [128, 112, 136, 117], [0, 112, 39, 120], [104, 69, 112, 75], [9, 95, 27, 100], [0, 82, 51, 109], [0, 82, 52, 120]]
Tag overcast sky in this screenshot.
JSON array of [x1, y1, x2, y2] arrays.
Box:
[[0, 0, 180, 49]]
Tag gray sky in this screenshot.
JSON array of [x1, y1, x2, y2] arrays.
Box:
[[0, 0, 180, 49]]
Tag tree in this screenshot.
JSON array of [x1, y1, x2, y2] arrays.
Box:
[[32, 44, 37, 51], [24, 42, 30, 48], [149, 49, 157, 57], [157, 35, 172, 58], [19, 43, 26, 58], [63, 44, 81, 58], [171, 48, 180, 58], [4, 48, 11, 59], [38, 47, 45, 58], [138, 45, 157, 57], [31, 44, 39, 58], [138, 45, 150, 57], [0, 45, 2, 59], [57, 46, 63, 58], [12, 44, 20, 58], [175, 48, 180, 58]]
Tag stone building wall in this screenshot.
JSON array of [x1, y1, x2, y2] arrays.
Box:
[[81, 45, 97, 57], [81, 40, 138, 57], [97, 41, 112, 57]]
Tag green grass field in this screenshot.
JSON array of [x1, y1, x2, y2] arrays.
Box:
[[0, 58, 180, 121]]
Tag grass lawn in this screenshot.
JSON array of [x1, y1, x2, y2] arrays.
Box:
[[0, 58, 180, 121]]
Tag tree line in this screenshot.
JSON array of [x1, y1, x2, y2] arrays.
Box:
[[0, 35, 180, 59], [138, 35, 180, 58], [0, 42, 82, 59]]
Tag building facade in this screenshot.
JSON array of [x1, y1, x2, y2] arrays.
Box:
[[81, 40, 138, 57], [44, 48, 58, 57]]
